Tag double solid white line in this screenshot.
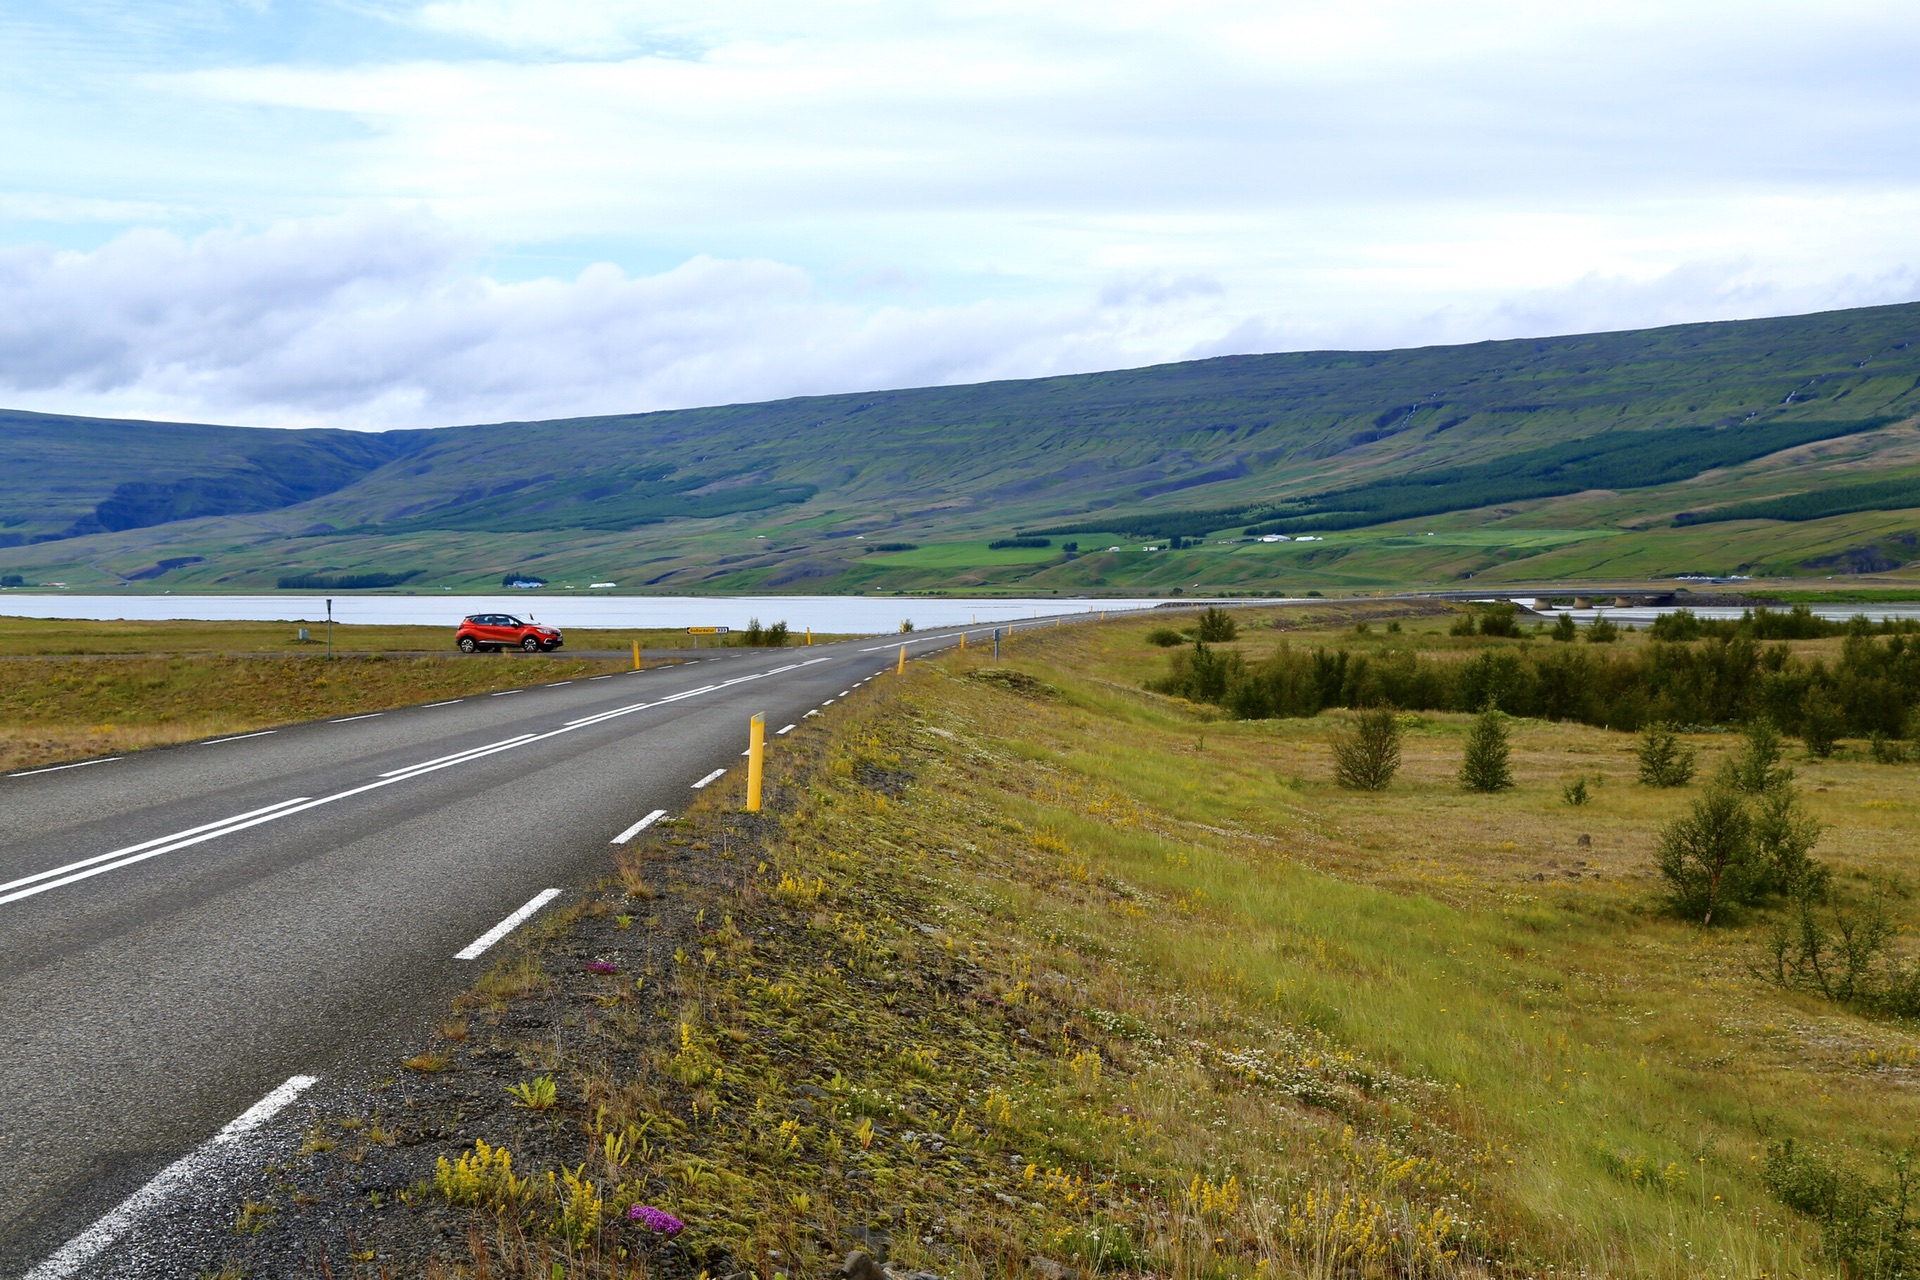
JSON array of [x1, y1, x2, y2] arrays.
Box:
[[0, 798, 314, 906]]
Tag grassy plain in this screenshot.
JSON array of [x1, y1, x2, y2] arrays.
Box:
[[0, 618, 849, 772], [185, 605, 1920, 1278], [0, 651, 626, 774]]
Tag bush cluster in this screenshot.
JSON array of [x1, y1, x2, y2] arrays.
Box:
[[738, 618, 791, 647], [1152, 623, 1920, 739], [1764, 1140, 1919, 1278]]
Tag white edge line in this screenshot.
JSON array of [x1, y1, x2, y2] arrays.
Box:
[[8, 757, 120, 778], [200, 730, 276, 746], [421, 699, 462, 708], [610, 809, 668, 844], [330, 713, 383, 724], [25, 1075, 318, 1280], [456, 888, 562, 960], [692, 768, 727, 789], [489, 689, 523, 697], [776, 724, 796, 734], [588, 674, 614, 680], [804, 709, 818, 717]]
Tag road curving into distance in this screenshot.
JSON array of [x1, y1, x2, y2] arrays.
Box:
[[0, 622, 1057, 1275]]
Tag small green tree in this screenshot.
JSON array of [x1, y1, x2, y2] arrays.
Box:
[[1801, 686, 1844, 758], [1752, 782, 1826, 898], [1332, 706, 1402, 791], [1657, 768, 1825, 924], [1449, 612, 1478, 637], [1551, 612, 1578, 643], [1636, 722, 1697, 787], [1562, 776, 1590, 806], [1727, 717, 1792, 793], [1586, 615, 1621, 643], [1195, 606, 1238, 643], [1656, 784, 1759, 924], [1460, 706, 1514, 793]]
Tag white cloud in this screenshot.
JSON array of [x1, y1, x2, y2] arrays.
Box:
[[0, 210, 1256, 427], [1, 207, 1911, 431], [0, 0, 1915, 426]]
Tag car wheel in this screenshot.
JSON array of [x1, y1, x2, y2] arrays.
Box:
[[458, 636, 478, 653], [522, 636, 542, 652]]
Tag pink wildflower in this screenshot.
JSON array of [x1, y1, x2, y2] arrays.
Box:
[[629, 1205, 685, 1235]]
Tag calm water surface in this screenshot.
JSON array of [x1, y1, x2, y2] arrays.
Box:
[[7, 593, 1920, 633], [0, 593, 1189, 632]]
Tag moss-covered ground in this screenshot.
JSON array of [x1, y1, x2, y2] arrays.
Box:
[[166, 607, 1920, 1279]]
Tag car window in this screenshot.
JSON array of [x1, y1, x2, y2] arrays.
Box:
[[502, 616, 524, 627]]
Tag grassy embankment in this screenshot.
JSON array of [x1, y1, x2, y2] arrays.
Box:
[[181, 603, 1920, 1278]]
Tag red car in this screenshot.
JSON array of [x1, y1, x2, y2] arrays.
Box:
[[456, 613, 564, 653]]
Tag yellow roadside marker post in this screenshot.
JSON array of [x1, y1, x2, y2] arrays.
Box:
[[959, 632, 966, 651], [897, 645, 906, 674], [806, 627, 812, 646], [632, 639, 641, 670], [746, 712, 765, 811]]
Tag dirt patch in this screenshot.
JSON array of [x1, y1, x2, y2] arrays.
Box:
[[965, 668, 1057, 700]]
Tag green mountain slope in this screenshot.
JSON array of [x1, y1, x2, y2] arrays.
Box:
[[0, 410, 427, 545], [2, 301, 1918, 594]]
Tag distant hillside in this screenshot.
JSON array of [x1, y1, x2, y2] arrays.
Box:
[[2, 302, 1917, 594], [0, 410, 426, 545]]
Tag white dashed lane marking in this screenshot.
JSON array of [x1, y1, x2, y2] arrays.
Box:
[[455, 889, 563, 960], [611, 810, 669, 845]]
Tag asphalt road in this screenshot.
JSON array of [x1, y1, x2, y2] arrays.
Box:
[[0, 625, 1020, 1274]]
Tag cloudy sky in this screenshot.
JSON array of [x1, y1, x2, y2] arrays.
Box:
[[1, 0, 1916, 429]]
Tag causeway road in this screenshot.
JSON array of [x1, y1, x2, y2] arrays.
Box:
[[0, 625, 1027, 1274]]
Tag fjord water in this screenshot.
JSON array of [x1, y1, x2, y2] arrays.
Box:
[[0, 593, 1177, 632]]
